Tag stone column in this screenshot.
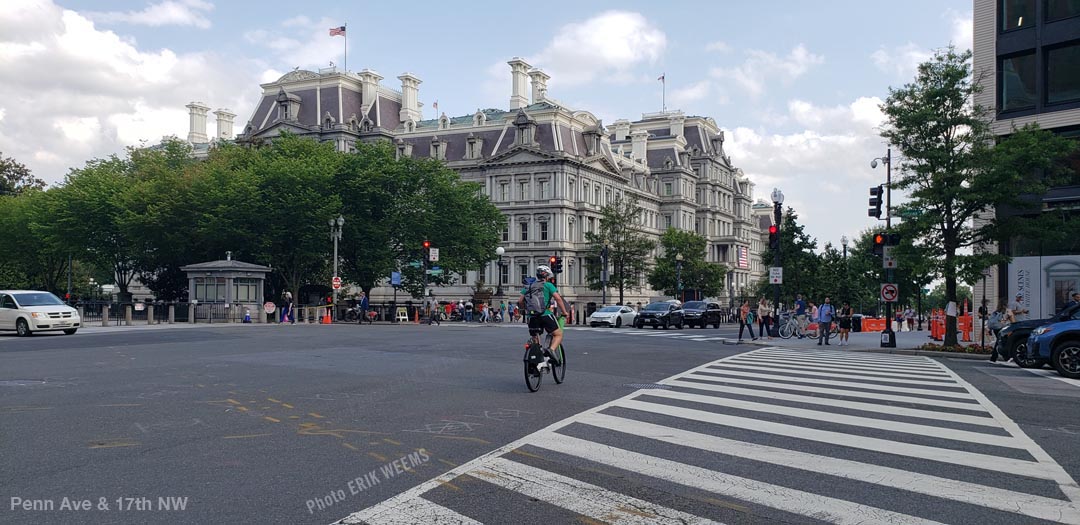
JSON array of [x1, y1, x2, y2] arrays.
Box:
[[101, 305, 110, 327], [188, 303, 196, 324], [147, 305, 154, 325], [168, 304, 175, 324], [124, 305, 132, 326]]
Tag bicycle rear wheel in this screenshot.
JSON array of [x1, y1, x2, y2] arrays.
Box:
[[552, 344, 566, 384], [779, 321, 794, 339], [524, 343, 542, 392]]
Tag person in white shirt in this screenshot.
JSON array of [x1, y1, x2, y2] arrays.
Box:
[[1009, 293, 1029, 322]]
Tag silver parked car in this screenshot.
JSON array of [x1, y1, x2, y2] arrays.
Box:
[[0, 290, 81, 336]]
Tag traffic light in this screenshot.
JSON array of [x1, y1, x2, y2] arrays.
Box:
[[553, 256, 563, 274], [873, 232, 886, 256], [422, 240, 431, 249], [887, 232, 901, 246], [768, 224, 779, 249], [549, 256, 557, 266], [868, 185, 883, 219]]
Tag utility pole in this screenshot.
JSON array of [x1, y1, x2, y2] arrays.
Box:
[[600, 245, 608, 305], [329, 215, 344, 321]]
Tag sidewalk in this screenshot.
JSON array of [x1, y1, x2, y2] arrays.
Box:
[[751, 328, 990, 360]]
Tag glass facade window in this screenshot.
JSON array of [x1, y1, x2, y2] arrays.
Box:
[[1002, 0, 1035, 30], [539, 221, 548, 241], [1001, 52, 1037, 111], [519, 222, 528, 241], [1046, 0, 1080, 22], [499, 183, 508, 201], [194, 277, 226, 302], [539, 180, 549, 199], [1047, 43, 1080, 104], [233, 278, 258, 302]]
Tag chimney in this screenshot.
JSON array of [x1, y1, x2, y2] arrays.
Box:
[[507, 57, 531, 109], [612, 119, 631, 141], [630, 129, 649, 161], [397, 73, 422, 124], [528, 69, 550, 104], [669, 113, 685, 140], [186, 101, 210, 144], [213, 108, 236, 140], [225, 251, 232, 261], [358, 69, 383, 116]]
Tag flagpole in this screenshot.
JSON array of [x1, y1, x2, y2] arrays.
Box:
[[662, 75, 666, 113], [344, 22, 347, 72]]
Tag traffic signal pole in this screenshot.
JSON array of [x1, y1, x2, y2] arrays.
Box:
[[882, 148, 896, 348], [773, 204, 782, 337]]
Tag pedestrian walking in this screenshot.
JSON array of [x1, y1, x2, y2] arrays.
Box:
[[500, 301, 507, 323], [465, 300, 474, 322], [426, 293, 441, 325], [837, 301, 853, 346], [904, 306, 915, 332], [794, 294, 808, 338], [281, 291, 294, 324], [817, 297, 835, 345], [757, 297, 773, 339], [738, 300, 758, 342], [357, 291, 371, 324], [990, 302, 1013, 362], [1009, 293, 1030, 322]]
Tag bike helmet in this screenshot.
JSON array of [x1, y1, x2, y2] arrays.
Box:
[[536, 265, 553, 279]]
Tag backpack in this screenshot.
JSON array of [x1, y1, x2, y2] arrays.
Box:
[[523, 281, 548, 314], [987, 311, 1003, 330]]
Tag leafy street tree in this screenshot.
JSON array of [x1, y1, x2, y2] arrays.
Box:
[[647, 229, 727, 299], [0, 191, 69, 292], [880, 46, 1077, 345], [0, 152, 46, 196], [584, 195, 656, 304], [755, 208, 819, 305]]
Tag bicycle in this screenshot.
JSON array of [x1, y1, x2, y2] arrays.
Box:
[[523, 316, 566, 392], [806, 321, 840, 341], [777, 312, 804, 339]]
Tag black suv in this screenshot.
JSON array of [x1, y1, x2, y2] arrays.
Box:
[[997, 304, 1080, 367], [682, 301, 722, 328], [635, 302, 684, 330]]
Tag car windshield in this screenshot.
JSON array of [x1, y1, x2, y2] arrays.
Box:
[[597, 306, 621, 313], [645, 303, 669, 311], [13, 292, 65, 306], [683, 301, 706, 309]]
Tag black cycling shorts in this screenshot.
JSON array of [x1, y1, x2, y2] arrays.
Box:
[[528, 315, 559, 336]]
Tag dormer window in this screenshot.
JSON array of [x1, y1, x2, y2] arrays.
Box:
[[323, 112, 335, 129], [430, 136, 447, 160], [466, 134, 484, 160], [439, 114, 450, 130], [347, 114, 359, 132], [404, 120, 415, 132], [473, 110, 487, 127]]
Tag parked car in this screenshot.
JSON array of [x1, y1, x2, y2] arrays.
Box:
[[997, 304, 1080, 368], [0, 290, 81, 336], [635, 302, 684, 330], [588, 305, 637, 328], [1026, 319, 1080, 379], [681, 301, 722, 328]]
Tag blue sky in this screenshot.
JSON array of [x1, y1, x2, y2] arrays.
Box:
[[0, 0, 971, 246]]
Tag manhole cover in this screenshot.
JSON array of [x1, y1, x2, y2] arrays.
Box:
[[624, 383, 671, 390], [0, 380, 48, 387]]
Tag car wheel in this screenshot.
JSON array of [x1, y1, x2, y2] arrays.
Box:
[[662, 321, 669, 330], [1052, 342, 1080, 379], [615, 317, 622, 328], [635, 321, 643, 329], [652, 324, 658, 330], [675, 323, 683, 329], [63, 329, 77, 335], [1014, 343, 1045, 368], [590, 323, 597, 328], [16, 318, 32, 337]]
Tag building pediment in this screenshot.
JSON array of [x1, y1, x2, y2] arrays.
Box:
[[483, 145, 561, 165], [581, 154, 620, 176]]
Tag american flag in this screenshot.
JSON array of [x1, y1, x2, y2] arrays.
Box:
[[329, 26, 346, 36], [737, 246, 748, 268]]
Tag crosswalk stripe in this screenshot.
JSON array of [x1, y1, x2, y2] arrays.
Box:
[[675, 374, 989, 412], [575, 412, 1080, 524], [690, 368, 976, 399], [614, 398, 1057, 480], [470, 457, 717, 524], [753, 349, 941, 369], [636, 389, 1023, 448], [532, 432, 945, 525], [346, 496, 481, 524], [663, 379, 999, 426], [728, 355, 952, 376], [707, 362, 963, 387]]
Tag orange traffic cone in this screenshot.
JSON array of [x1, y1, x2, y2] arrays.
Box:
[[414, 308, 420, 324], [321, 307, 332, 324]]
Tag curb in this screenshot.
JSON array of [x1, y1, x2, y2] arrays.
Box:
[[748, 339, 991, 360]]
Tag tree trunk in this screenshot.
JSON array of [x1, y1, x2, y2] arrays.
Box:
[[944, 252, 958, 346]]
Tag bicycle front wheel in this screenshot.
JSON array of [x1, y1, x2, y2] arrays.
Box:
[[524, 356, 542, 392], [552, 344, 566, 384], [779, 322, 794, 339]]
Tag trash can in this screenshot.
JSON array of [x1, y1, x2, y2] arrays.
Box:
[[852, 314, 863, 333]]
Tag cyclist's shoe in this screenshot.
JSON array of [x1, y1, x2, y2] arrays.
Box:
[[542, 347, 561, 367]]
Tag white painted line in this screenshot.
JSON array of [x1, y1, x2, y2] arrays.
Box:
[[577, 413, 1080, 524], [689, 368, 975, 399], [1018, 367, 1080, 389], [532, 432, 945, 525], [728, 355, 952, 377], [753, 349, 940, 369], [471, 457, 717, 524], [636, 389, 1023, 449], [336, 346, 757, 524], [673, 374, 988, 412], [614, 398, 1057, 480], [707, 363, 961, 387], [346, 496, 482, 524], [934, 363, 1080, 503], [664, 379, 999, 427]]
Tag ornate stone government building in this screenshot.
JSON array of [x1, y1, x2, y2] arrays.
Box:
[[186, 58, 764, 306]]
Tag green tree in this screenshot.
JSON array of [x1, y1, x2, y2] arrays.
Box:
[[584, 195, 657, 304], [880, 46, 1077, 345], [755, 207, 819, 304], [0, 191, 68, 291], [925, 282, 972, 311], [647, 229, 727, 299], [0, 152, 46, 196]]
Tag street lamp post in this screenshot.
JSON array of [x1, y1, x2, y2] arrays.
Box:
[[495, 247, 506, 296], [871, 149, 896, 348], [771, 188, 784, 336], [329, 215, 344, 321], [675, 253, 684, 301], [841, 235, 849, 304], [980, 268, 992, 349]]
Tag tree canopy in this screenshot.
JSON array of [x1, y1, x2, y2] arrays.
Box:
[[584, 194, 656, 304], [647, 229, 727, 299]]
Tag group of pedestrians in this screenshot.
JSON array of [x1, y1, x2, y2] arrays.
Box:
[[425, 296, 515, 325], [735, 293, 854, 346]]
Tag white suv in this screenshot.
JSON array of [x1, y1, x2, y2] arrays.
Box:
[[0, 290, 81, 336]]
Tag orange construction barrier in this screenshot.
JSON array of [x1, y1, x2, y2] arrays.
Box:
[[321, 307, 332, 324], [959, 314, 973, 342], [862, 318, 886, 332]]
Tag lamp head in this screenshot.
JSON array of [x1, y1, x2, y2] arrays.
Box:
[[770, 187, 784, 205], [675, 253, 684, 262], [841, 235, 848, 247], [870, 159, 878, 169], [495, 247, 505, 256], [328, 218, 335, 227], [337, 215, 345, 226]]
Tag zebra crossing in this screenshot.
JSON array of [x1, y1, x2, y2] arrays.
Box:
[[337, 347, 1080, 524], [566, 325, 740, 343]]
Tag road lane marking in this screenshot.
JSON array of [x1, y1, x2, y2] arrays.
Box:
[[706, 363, 962, 387], [471, 457, 714, 524], [725, 358, 953, 379], [730, 354, 950, 375], [348, 496, 482, 525], [223, 433, 273, 439], [1017, 367, 1080, 389], [342, 443, 359, 451], [308, 412, 325, 418], [689, 369, 977, 399], [753, 349, 942, 369], [263, 416, 281, 423], [96, 403, 142, 407]]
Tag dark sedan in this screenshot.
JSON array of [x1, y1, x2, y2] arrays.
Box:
[[997, 304, 1080, 367], [682, 301, 722, 328], [635, 302, 684, 330]]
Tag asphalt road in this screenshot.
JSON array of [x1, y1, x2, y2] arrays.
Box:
[[2, 322, 1079, 524]]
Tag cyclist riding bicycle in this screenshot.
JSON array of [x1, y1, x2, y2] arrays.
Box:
[[518, 265, 569, 367]]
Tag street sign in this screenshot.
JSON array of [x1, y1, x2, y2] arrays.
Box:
[[408, 261, 421, 269], [429, 248, 439, 262], [600, 270, 609, 283], [769, 267, 783, 284], [263, 301, 276, 314], [332, 276, 342, 290], [426, 269, 444, 276], [883, 246, 897, 269], [881, 283, 899, 303], [390, 271, 401, 286], [898, 208, 923, 218]]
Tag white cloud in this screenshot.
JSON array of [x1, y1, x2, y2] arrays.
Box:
[[0, 0, 260, 184], [725, 96, 889, 245], [87, 0, 214, 29], [245, 16, 348, 71], [528, 11, 667, 87], [948, 10, 974, 51], [705, 41, 731, 53], [710, 44, 824, 98], [870, 43, 932, 78], [669, 80, 715, 108]]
